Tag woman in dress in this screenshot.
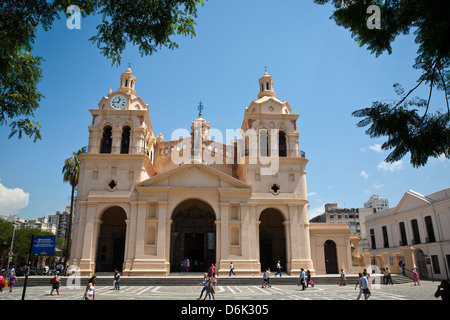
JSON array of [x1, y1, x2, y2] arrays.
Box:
[[412, 268, 420, 286]]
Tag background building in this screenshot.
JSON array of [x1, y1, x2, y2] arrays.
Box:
[[364, 194, 389, 212], [365, 188, 450, 281], [48, 206, 72, 239], [310, 203, 374, 240]]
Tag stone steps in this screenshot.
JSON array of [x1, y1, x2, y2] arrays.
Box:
[[13, 273, 412, 287]]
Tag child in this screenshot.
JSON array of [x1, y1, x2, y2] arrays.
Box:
[[8, 273, 16, 294], [114, 269, 121, 290]]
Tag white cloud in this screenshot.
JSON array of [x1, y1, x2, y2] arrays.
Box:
[[369, 144, 383, 153], [360, 144, 383, 153], [307, 192, 317, 197], [360, 171, 369, 179], [373, 183, 384, 189], [0, 182, 29, 216], [308, 204, 325, 219], [377, 160, 404, 173]]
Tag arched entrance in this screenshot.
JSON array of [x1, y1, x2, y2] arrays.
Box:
[[95, 206, 127, 272], [324, 240, 338, 274], [170, 199, 216, 273], [259, 208, 286, 271], [415, 248, 428, 279]]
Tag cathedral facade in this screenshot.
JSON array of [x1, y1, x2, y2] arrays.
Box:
[[70, 68, 357, 276]]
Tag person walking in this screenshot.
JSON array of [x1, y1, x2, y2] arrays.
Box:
[[275, 261, 282, 277], [384, 268, 393, 285], [262, 269, 268, 288], [211, 272, 217, 292], [197, 273, 211, 300], [209, 263, 216, 277], [0, 270, 5, 294], [50, 271, 61, 295], [229, 262, 236, 276], [299, 268, 306, 290], [204, 275, 215, 301], [8, 273, 16, 294], [266, 268, 272, 288], [412, 268, 420, 286], [82, 276, 97, 300], [114, 269, 121, 290], [339, 269, 347, 286], [306, 269, 314, 287], [355, 273, 363, 300], [361, 272, 371, 300]]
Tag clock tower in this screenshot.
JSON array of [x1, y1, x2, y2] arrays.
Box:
[[79, 67, 156, 194]]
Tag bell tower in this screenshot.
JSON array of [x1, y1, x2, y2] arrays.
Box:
[[78, 67, 156, 195]]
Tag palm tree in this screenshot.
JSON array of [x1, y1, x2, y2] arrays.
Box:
[[62, 149, 82, 263]]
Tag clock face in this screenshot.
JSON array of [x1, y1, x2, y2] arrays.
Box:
[[110, 95, 127, 110]]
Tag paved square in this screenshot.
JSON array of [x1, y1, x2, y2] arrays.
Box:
[[0, 280, 441, 301]]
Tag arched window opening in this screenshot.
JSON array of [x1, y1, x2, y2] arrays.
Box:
[[100, 126, 112, 153], [259, 129, 269, 157], [120, 126, 131, 154], [279, 131, 287, 157]]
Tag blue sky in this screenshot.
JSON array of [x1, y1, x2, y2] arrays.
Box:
[[0, 0, 448, 220]]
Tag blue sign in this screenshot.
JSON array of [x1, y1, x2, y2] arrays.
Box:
[[31, 236, 56, 255]]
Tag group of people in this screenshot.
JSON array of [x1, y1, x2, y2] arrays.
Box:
[[0, 268, 16, 294], [354, 271, 373, 300], [298, 268, 313, 290], [197, 268, 217, 300]]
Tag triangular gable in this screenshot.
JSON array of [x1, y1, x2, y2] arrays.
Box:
[[137, 164, 251, 189], [392, 190, 434, 215]]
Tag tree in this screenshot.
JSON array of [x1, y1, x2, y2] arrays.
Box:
[[62, 149, 82, 262], [314, 0, 450, 167], [1, 0, 206, 142]]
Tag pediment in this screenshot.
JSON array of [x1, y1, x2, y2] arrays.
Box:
[[393, 190, 434, 215], [137, 164, 251, 189]]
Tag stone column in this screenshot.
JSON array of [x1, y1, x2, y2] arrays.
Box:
[[240, 204, 250, 260], [157, 201, 168, 261], [78, 204, 99, 276], [112, 128, 121, 154], [134, 202, 147, 259], [219, 203, 229, 263]]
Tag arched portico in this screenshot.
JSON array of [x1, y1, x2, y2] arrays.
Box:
[[95, 206, 127, 272], [258, 208, 287, 271], [169, 199, 217, 273]]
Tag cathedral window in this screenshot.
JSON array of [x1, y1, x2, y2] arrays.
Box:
[[107, 179, 118, 191], [100, 126, 112, 153], [279, 131, 287, 157], [120, 126, 131, 154], [270, 183, 280, 195], [266, 82, 270, 90], [259, 129, 268, 157]]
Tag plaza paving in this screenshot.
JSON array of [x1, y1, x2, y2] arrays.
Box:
[[0, 277, 442, 301]]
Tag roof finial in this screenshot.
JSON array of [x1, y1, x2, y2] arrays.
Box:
[[265, 66, 268, 73], [198, 100, 204, 118]]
